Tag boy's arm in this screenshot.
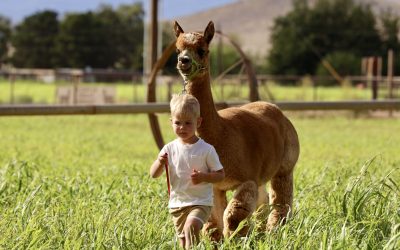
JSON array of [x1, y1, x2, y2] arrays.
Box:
[[150, 154, 167, 178], [191, 168, 224, 185]]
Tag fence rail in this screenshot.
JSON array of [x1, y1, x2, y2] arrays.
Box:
[[1, 100, 399, 116]]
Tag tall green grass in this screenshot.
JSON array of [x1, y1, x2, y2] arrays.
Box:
[[0, 115, 398, 249]]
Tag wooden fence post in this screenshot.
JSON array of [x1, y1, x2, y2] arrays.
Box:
[[370, 57, 379, 100], [132, 76, 137, 103], [387, 49, 394, 99], [9, 73, 15, 104], [167, 80, 172, 101], [72, 72, 81, 105]]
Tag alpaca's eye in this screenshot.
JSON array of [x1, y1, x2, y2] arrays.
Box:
[[176, 49, 181, 54], [198, 48, 205, 57]]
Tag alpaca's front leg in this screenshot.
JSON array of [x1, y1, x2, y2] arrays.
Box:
[[223, 181, 258, 238], [203, 188, 226, 241]]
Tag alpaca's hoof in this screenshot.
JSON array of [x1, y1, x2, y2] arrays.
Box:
[[267, 210, 279, 227], [266, 218, 278, 232], [266, 209, 288, 231], [203, 222, 222, 242], [209, 229, 223, 242], [223, 200, 251, 238]]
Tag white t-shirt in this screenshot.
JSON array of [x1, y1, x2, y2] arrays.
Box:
[[159, 138, 223, 208]]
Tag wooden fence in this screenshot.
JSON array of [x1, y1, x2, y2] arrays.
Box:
[[1, 100, 399, 116]]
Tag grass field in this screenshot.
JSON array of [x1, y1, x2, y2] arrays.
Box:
[[0, 79, 374, 104], [0, 113, 399, 249]]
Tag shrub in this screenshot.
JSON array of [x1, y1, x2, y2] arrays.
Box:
[[316, 51, 361, 86]]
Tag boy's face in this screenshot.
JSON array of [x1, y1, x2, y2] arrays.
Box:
[[171, 114, 202, 143]]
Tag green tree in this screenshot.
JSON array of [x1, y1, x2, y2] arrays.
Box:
[[380, 10, 400, 52], [56, 12, 111, 68], [95, 3, 144, 70], [160, 21, 178, 75], [92, 5, 122, 68], [56, 3, 144, 69], [210, 44, 241, 77], [268, 0, 381, 75], [114, 3, 144, 70], [11, 11, 59, 68], [316, 51, 361, 78], [379, 10, 400, 75], [0, 15, 11, 66]]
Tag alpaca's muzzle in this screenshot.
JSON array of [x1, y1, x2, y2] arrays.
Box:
[[177, 55, 192, 73]]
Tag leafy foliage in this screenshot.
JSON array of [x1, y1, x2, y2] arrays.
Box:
[[56, 12, 110, 68], [98, 4, 144, 70], [9, 3, 144, 70], [210, 43, 242, 76], [380, 9, 400, 53], [0, 15, 11, 65], [267, 0, 395, 75], [316, 51, 361, 78], [159, 21, 178, 75], [379, 10, 400, 75], [11, 11, 59, 68]]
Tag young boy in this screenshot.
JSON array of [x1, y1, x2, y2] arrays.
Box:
[[150, 93, 224, 249]]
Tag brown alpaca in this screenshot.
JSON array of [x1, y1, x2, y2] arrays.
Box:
[[174, 21, 300, 239]]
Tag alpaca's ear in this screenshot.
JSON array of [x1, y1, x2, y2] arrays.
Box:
[[174, 21, 184, 38], [204, 21, 215, 44]]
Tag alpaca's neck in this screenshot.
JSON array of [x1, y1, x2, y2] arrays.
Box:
[[186, 73, 221, 141]]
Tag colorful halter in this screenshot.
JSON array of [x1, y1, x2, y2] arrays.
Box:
[[180, 57, 206, 93]]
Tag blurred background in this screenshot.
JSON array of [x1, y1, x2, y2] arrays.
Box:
[[0, 0, 399, 105]]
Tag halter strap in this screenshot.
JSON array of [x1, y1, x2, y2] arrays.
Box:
[[191, 60, 207, 80], [180, 57, 207, 90], [181, 79, 188, 94]]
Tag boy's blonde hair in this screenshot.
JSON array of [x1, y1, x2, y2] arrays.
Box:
[[170, 94, 200, 118]]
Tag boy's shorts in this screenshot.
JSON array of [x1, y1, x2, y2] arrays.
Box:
[[169, 205, 212, 238]]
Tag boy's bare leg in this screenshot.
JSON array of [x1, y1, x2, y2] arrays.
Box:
[[178, 237, 185, 248], [184, 218, 203, 249]]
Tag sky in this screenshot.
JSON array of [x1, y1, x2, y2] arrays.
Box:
[[0, 0, 237, 25]]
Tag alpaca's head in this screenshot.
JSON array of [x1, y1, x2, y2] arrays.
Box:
[[174, 21, 215, 81]]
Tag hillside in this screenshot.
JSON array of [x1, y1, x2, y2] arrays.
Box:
[[171, 0, 400, 60]]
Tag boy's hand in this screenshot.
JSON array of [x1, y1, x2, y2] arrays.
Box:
[[159, 153, 168, 165], [191, 169, 204, 185]]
